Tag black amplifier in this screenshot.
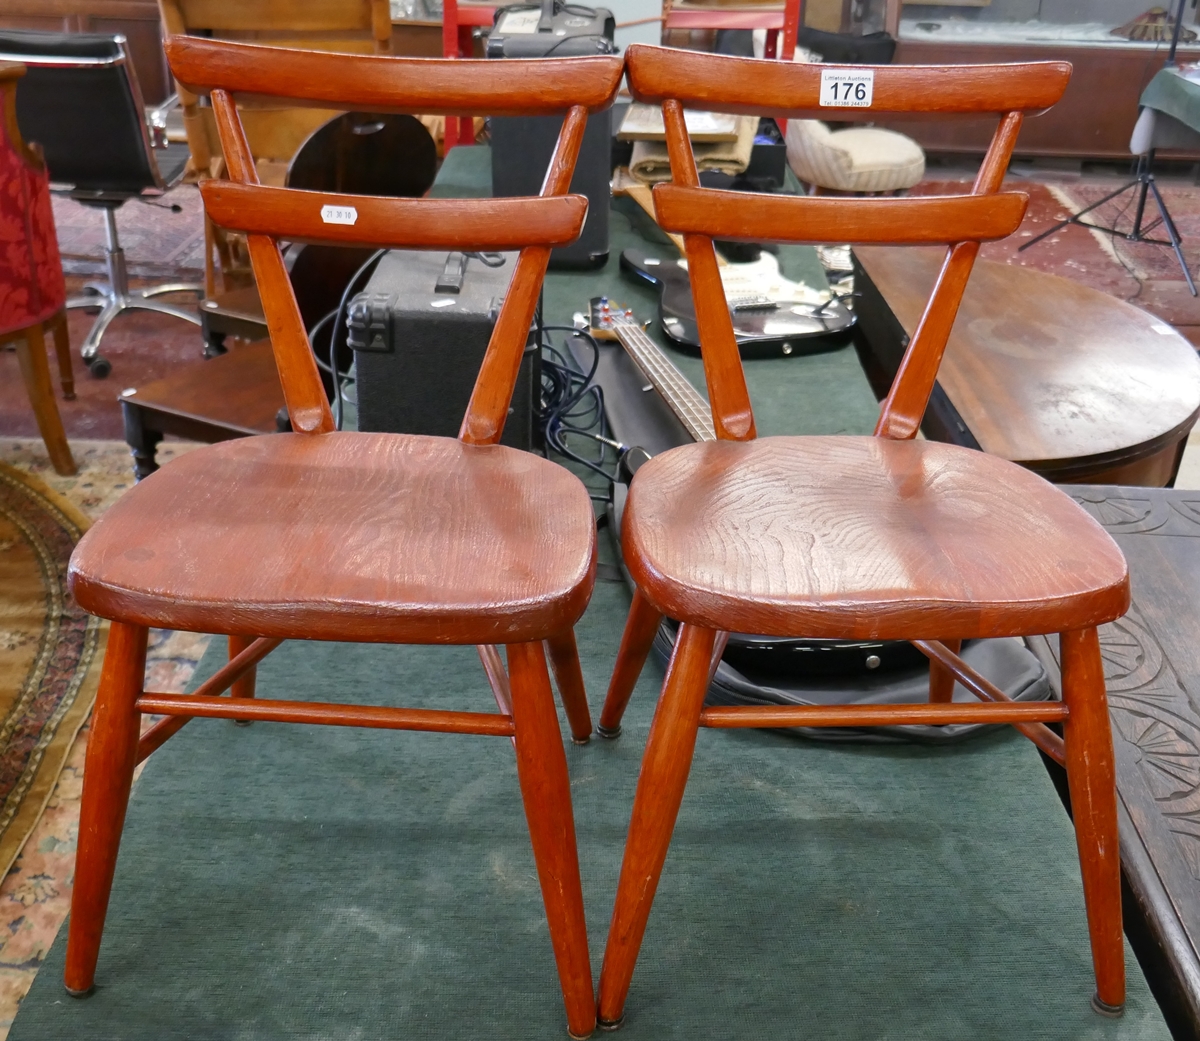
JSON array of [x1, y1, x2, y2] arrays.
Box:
[[488, 0, 615, 270], [345, 250, 538, 450]]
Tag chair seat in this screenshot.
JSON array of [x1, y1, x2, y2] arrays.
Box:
[[785, 120, 926, 193], [69, 432, 597, 644], [623, 436, 1129, 641]]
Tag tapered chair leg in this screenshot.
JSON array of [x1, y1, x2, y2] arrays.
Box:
[[229, 634, 259, 725], [64, 621, 148, 997], [50, 311, 75, 400], [546, 628, 593, 744], [598, 590, 662, 739], [16, 323, 76, 477], [928, 638, 961, 703], [597, 623, 716, 1029], [1060, 626, 1125, 1015], [508, 640, 596, 1040]]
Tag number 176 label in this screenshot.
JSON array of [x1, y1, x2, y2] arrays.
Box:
[[819, 68, 875, 108]]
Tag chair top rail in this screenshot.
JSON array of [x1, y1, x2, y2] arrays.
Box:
[[201, 181, 589, 251], [652, 187, 1029, 246], [625, 43, 1070, 118], [165, 37, 625, 117]]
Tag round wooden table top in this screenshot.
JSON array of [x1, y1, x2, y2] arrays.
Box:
[[855, 246, 1200, 477]]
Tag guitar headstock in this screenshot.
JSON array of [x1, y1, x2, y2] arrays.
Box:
[[586, 296, 645, 342]]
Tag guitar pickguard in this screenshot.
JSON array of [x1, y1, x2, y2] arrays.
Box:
[[620, 248, 856, 360]]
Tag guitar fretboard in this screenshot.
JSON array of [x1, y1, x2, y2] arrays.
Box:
[[610, 320, 716, 443]]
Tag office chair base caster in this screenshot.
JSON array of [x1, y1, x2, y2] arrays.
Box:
[[86, 355, 112, 379]]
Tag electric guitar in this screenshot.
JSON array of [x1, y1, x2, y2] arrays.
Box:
[[585, 296, 925, 678], [620, 247, 855, 360]]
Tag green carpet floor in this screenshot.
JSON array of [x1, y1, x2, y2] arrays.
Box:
[[11, 568, 1169, 1039]]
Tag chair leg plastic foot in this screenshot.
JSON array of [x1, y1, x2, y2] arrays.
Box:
[[64, 983, 95, 999], [596, 723, 621, 740], [596, 1014, 625, 1031], [1092, 993, 1125, 1018]]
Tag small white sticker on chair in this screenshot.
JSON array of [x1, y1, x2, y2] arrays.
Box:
[[819, 69, 874, 108], [321, 204, 358, 225]]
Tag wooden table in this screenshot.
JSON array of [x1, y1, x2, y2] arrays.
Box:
[[1028, 485, 1200, 1040], [120, 340, 286, 479], [854, 246, 1200, 486]]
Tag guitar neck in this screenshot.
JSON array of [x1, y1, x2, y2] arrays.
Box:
[[611, 322, 716, 443]]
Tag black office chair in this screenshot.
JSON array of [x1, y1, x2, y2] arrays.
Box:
[[0, 30, 202, 378]]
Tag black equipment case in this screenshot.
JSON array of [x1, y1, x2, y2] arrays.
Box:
[[488, 0, 615, 269], [345, 250, 538, 450]]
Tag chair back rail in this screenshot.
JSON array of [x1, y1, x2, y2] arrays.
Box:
[[625, 44, 1068, 443], [201, 184, 589, 251], [626, 46, 1071, 118], [166, 37, 623, 117], [169, 42, 620, 442]]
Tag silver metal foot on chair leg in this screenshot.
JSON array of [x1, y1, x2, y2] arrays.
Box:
[[64, 982, 95, 999], [1092, 992, 1125, 1018], [596, 1014, 625, 1032], [596, 723, 621, 740]]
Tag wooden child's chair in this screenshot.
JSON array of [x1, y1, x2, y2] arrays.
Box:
[[63, 38, 622, 1039], [596, 44, 1129, 1027]]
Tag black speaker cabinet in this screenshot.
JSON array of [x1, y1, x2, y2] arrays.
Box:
[[491, 108, 612, 270], [346, 250, 538, 450]]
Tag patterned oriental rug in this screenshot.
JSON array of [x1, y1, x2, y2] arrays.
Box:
[[0, 464, 103, 881]]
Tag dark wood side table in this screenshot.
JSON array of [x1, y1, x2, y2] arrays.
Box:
[[854, 246, 1200, 486], [1028, 485, 1200, 1039], [120, 340, 287, 479]]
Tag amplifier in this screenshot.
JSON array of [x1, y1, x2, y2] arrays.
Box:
[[488, 1, 615, 270], [345, 250, 538, 450]]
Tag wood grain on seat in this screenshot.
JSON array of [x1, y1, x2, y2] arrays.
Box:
[[69, 433, 597, 644], [624, 436, 1129, 641]]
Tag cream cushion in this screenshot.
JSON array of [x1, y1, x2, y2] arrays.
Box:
[[785, 119, 925, 193]]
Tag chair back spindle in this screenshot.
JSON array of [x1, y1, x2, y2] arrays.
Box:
[[165, 37, 622, 441], [631, 45, 1070, 442]]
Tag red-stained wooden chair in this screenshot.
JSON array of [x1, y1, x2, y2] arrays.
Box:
[[0, 61, 75, 476], [63, 39, 622, 1039], [596, 45, 1128, 1027]]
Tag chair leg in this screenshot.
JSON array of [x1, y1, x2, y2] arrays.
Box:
[[545, 628, 593, 745], [64, 621, 148, 997], [15, 322, 76, 477], [597, 589, 662, 739], [1060, 626, 1125, 1015], [229, 634, 258, 726], [49, 310, 75, 400], [928, 638, 961, 703], [507, 640, 596, 1040], [597, 623, 717, 1029]]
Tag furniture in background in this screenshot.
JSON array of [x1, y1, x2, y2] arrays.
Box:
[[157, 0, 392, 296], [64, 36, 622, 1040], [785, 118, 924, 192], [0, 0, 171, 104], [0, 60, 74, 475], [0, 29, 200, 379], [596, 45, 1128, 1026], [853, 246, 1200, 485], [437, 0, 803, 150], [120, 340, 287, 480]]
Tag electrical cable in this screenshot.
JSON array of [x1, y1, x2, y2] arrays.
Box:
[[326, 249, 386, 429], [535, 314, 626, 493]]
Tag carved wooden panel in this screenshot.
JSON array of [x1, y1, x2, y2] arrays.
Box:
[[1028, 485, 1200, 1038]]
